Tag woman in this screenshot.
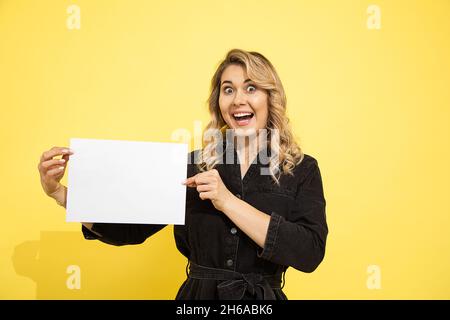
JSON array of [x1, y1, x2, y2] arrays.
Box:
[[37, 49, 328, 300]]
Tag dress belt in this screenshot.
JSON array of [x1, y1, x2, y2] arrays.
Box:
[[187, 261, 284, 300]]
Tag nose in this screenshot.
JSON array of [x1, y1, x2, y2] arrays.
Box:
[[233, 88, 247, 106]]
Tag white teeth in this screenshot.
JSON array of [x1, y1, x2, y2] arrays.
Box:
[[233, 112, 253, 117]]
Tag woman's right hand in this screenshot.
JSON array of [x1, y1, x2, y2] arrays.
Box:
[[38, 146, 74, 198]]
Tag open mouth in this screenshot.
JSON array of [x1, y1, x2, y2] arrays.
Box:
[[232, 112, 254, 126]]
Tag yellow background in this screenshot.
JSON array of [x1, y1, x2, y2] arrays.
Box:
[[1, 0, 449, 299]]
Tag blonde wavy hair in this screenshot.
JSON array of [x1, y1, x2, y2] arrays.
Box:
[[197, 48, 304, 184]]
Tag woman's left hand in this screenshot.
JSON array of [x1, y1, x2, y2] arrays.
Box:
[[182, 169, 235, 212]]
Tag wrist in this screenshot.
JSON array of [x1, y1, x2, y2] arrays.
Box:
[[50, 184, 67, 208], [220, 192, 239, 213]]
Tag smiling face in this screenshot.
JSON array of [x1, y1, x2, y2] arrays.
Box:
[[218, 64, 269, 135]]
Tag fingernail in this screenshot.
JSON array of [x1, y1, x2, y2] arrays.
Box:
[[181, 179, 186, 185], [59, 159, 66, 163], [58, 166, 64, 170]]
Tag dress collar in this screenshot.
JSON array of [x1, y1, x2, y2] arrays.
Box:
[[222, 137, 271, 166]]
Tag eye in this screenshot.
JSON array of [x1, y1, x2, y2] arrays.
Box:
[[223, 87, 233, 94], [247, 85, 257, 92]]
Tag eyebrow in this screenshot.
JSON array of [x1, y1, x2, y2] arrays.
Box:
[[221, 79, 253, 86]]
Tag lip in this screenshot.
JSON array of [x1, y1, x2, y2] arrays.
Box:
[[231, 113, 255, 127], [231, 111, 254, 120]]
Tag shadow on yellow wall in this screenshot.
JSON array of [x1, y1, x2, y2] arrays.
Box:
[[12, 228, 187, 299]]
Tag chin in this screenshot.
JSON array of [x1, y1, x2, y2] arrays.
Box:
[[231, 126, 259, 137]]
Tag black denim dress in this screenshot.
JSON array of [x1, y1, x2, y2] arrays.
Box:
[[82, 141, 328, 300]]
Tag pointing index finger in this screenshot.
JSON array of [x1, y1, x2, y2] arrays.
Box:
[[182, 175, 197, 187]]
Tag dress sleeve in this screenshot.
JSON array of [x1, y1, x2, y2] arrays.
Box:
[[257, 158, 328, 272], [82, 223, 166, 246], [173, 225, 190, 259]]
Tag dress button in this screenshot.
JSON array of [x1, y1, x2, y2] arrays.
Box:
[[235, 194, 241, 199], [226, 259, 233, 267], [230, 227, 237, 235]]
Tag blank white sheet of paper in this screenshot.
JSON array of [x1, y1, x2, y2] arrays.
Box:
[[66, 138, 188, 225]]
